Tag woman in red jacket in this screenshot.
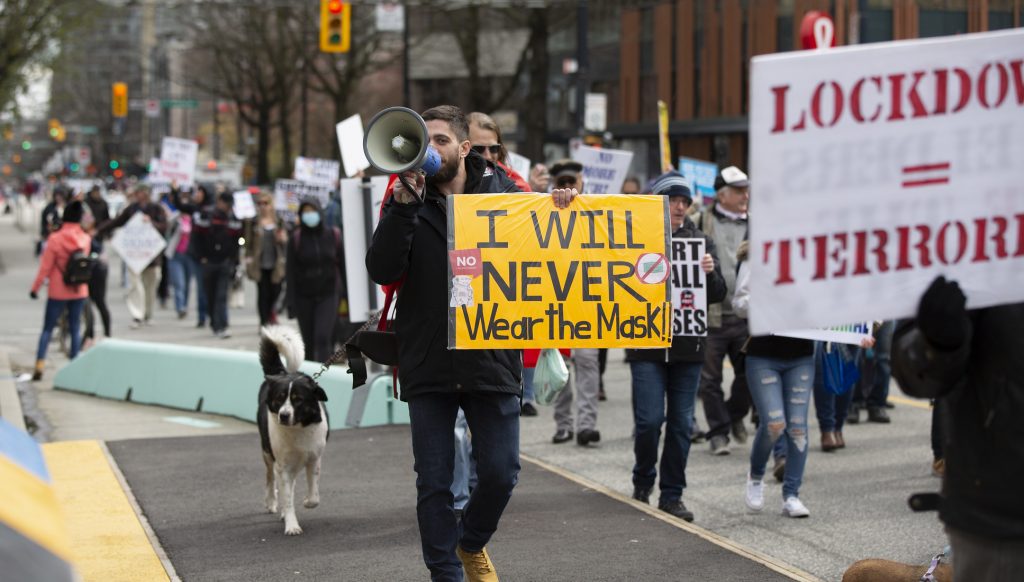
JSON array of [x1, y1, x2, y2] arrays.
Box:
[[29, 201, 92, 380]]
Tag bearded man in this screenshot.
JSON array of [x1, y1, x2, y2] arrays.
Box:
[[367, 105, 577, 582]]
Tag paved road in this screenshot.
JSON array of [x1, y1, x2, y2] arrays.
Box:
[[109, 428, 796, 582], [1, 208, 949, 581]]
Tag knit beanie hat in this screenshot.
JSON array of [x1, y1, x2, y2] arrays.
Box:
[[650, 170, 693, 201], [62, 200, 84, 224]]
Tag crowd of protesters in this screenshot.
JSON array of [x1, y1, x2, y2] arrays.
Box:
[[18, 102, 1013, 582]]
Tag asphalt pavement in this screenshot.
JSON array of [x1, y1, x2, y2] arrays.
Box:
[[2, 202, 949, 582], [108, 428, 795, 582]]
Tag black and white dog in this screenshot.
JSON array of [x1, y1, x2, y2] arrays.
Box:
[[258, 326, 329, 536]]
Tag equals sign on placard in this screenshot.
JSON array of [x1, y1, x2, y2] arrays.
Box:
[[902, 162, 951, 189]]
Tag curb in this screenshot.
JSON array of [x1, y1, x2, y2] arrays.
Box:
[[0, 349, 27, 432]]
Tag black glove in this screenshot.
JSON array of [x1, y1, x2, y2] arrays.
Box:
[[29, 290, 38, 300], [916, 275, 968, 349]]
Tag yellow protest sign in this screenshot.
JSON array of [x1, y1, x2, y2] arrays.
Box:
[[448, 194, 672, 349]]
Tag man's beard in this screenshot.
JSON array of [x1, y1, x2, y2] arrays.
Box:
[[427, 152, 460, 185]]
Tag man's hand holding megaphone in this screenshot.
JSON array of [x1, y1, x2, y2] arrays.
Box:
[[392, 170, 426, 205]]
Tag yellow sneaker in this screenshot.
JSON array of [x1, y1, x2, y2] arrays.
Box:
[[456, 546, 499, 582]]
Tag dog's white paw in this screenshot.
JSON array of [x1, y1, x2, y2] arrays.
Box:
[[303, 497, 319, 509], [284, 524, 303, 536], [266, 501, 278, 514]]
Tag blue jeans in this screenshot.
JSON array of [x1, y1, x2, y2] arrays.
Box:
[[747, 355, 814, 499], [522, 366, 535, 403], [37, 298, 85, 360], [408, 392, 520, 582], [451, 408, 477, 512], [168, 252, 190, 313], [178, 253, 207, 323], [630, 360, 701, 504], [812, 343, 855, 433], [856, 320, 894, 408]]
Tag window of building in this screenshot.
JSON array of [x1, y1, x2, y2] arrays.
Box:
[[776, 0, 794, 52], [860, 0, 894, 43], [988, 0, 1016, 31], [919, 0, 968, 38], [639, 7, 656, 122]]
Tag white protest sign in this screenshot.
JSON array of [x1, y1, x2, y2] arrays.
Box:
[[571, 144, 633, 194], [274, 179, 331, 224], [336, 114, 371, 178], [748, 29, 1024, 335], [109, 212, 167, 274], [341, 176, 390, 321], [156, 137, 199, 188], [232, 190, 257, 220], [294, 156, 341, 188], [147, 157, 170, 187], [777, 322, 873, 346], [670, 238, 708, 336], [506, 151, 532, 184]]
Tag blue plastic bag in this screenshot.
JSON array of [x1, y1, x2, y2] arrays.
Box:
[[822, 343, 860, 395]]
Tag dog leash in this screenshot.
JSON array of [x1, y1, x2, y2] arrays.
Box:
[[919, 551, 945, 582], [311, 311, 382, 381]]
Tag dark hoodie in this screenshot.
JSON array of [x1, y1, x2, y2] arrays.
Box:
[[286, 199, 343, 304]]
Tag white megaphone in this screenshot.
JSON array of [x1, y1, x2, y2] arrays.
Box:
[[363, 107, 442, 177]]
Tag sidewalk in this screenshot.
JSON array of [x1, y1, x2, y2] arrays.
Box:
[[1, 212, 948, 581]]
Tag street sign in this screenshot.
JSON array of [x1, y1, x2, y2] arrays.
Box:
[[161, 99, 198, 109], [145, 99, 161, 118], [376, 2, 404, 32], [129, 99, 146, 111]]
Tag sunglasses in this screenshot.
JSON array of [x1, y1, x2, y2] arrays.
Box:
[[471, 144, 502, 155]]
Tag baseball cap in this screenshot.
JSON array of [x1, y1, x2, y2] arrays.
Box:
[[714, 166, 750, 190], [549, 159, 583, 178]]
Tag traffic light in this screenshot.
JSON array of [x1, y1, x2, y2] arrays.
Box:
[[319, 0, 350, 53], [112, 82, 128, 117], [21, 140, 31, 151], [48, 119, 66, 142], [70, 162, 81, 172], [109, 160, 119, 170]]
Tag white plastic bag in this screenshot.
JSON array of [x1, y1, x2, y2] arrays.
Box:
[[533, 348, 569, 406]]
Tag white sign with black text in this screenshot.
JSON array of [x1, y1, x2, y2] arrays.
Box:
[[109, 212, 167, 274], [570, 144, 633, 194], [671, 238, 708, 337]]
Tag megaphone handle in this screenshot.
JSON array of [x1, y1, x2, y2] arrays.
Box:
[[397, 173, 425, 205]]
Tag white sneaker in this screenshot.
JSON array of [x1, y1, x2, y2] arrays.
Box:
[[745, 475, 765, 512], [782, 496, 810, 518]]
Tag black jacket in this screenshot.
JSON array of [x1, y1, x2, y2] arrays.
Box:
[[892, 302, 1024, 540], [85, 196, 111, 235], [366, 152, 522, 401], [626, 217, 727, 364], [192, 208, 242, 265], [286, 203, 343, 304]]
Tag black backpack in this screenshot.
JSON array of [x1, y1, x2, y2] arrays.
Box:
[[63, 250, 97, 285]]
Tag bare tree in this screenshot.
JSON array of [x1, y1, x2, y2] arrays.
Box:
[[189, 1, 300, 183], [0, 0, 94, 114], [301, 3, 403, 157]]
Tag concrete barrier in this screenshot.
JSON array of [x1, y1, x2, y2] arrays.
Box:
[[52, 339, 408, 430]]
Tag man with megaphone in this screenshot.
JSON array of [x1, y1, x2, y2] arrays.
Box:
[[365, 105, 576, 582]]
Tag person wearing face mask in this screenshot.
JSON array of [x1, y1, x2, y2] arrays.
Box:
[[191, 192, 242, 339], [285, 198, 343, 362]]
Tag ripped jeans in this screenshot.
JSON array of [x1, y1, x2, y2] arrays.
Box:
[[746, 355, 814, 499]]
